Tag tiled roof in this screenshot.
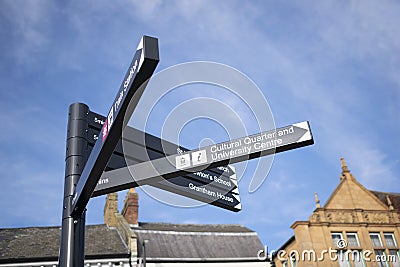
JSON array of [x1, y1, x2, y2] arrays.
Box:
[[0, 224, 128, 264], [370, 190, 400, 212], [132, 222, 264, 262], [137, 222, 255, 233]]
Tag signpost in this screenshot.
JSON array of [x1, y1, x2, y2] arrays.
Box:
[[59, 34, 314, 267], [91, 122, 313, 190]]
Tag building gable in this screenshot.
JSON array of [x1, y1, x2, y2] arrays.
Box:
[[324, 159, 388, 211], [274, 158, 400, 267]]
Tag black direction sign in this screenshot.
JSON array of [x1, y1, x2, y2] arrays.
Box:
[[87, 112, 234, 176], [87, 111, 236, 191], [156, 175, 240, 211], [159, 174, 241, 211], [86, 111, 239, 211], [93, 152, 238, 195], [87, 127, 234, 179], [98, 121, 314, 193], [71, 36, 159, 216], [94, 158, 240, 211]]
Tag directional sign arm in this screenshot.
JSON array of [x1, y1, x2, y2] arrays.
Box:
[[86, 111, 236, 193], [93, 160, 240, 211], [94, 122, 313, 193], [71, 36, 159, 216], [152, 175, 241, 212], [93, 157, 238, 196], [87, 115, 234, 178]]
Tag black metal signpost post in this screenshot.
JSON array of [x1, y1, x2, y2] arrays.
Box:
[[59, 36, 159, 267], [60, 103, 89, 267]]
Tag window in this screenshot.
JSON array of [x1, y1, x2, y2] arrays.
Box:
[[369, 232, 399, 267], [337, 250, 351, 267], [336, 250, 366, 267], [352, 259, 365, 267], [282, 260, 288, 267], [383, 233, 397, 248], [388, 250, 400, 267], [347, 233, 360, 247], [349, 250, 365, 267], [375, 250, 389, 267], [332, 232, 344, 248], [290, 252, 297, 267], [370, 233, 383, 247]]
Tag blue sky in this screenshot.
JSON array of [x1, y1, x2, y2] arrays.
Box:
[[1, 1, 399, 251]]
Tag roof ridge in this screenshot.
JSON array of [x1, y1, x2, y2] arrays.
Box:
[[370, 190, 400, 196], [0, 223, 109, 231], [138, 221, 245, 227], [0, 225, 61, 230]]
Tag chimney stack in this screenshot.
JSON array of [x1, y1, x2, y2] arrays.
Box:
[[122, 188, 139, 225], [104, 192, 118, 227]]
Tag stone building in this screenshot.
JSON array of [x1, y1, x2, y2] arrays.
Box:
[[273, 159, 400, 267]]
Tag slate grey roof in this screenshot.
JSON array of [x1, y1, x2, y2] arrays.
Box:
[[1, 222, 265, 264], [370, 190, 400, 212], [132, 222, 264, 262], [0, 224, 129, 264]]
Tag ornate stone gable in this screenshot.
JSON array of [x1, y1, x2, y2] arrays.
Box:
[[276, 158, 400, 267], [323, 159, 388, 211]]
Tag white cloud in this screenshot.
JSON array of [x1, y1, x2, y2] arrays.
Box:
[[318, 1, 400, 61], [340, 141, 398, 191], [0, 1, 53, 66]]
